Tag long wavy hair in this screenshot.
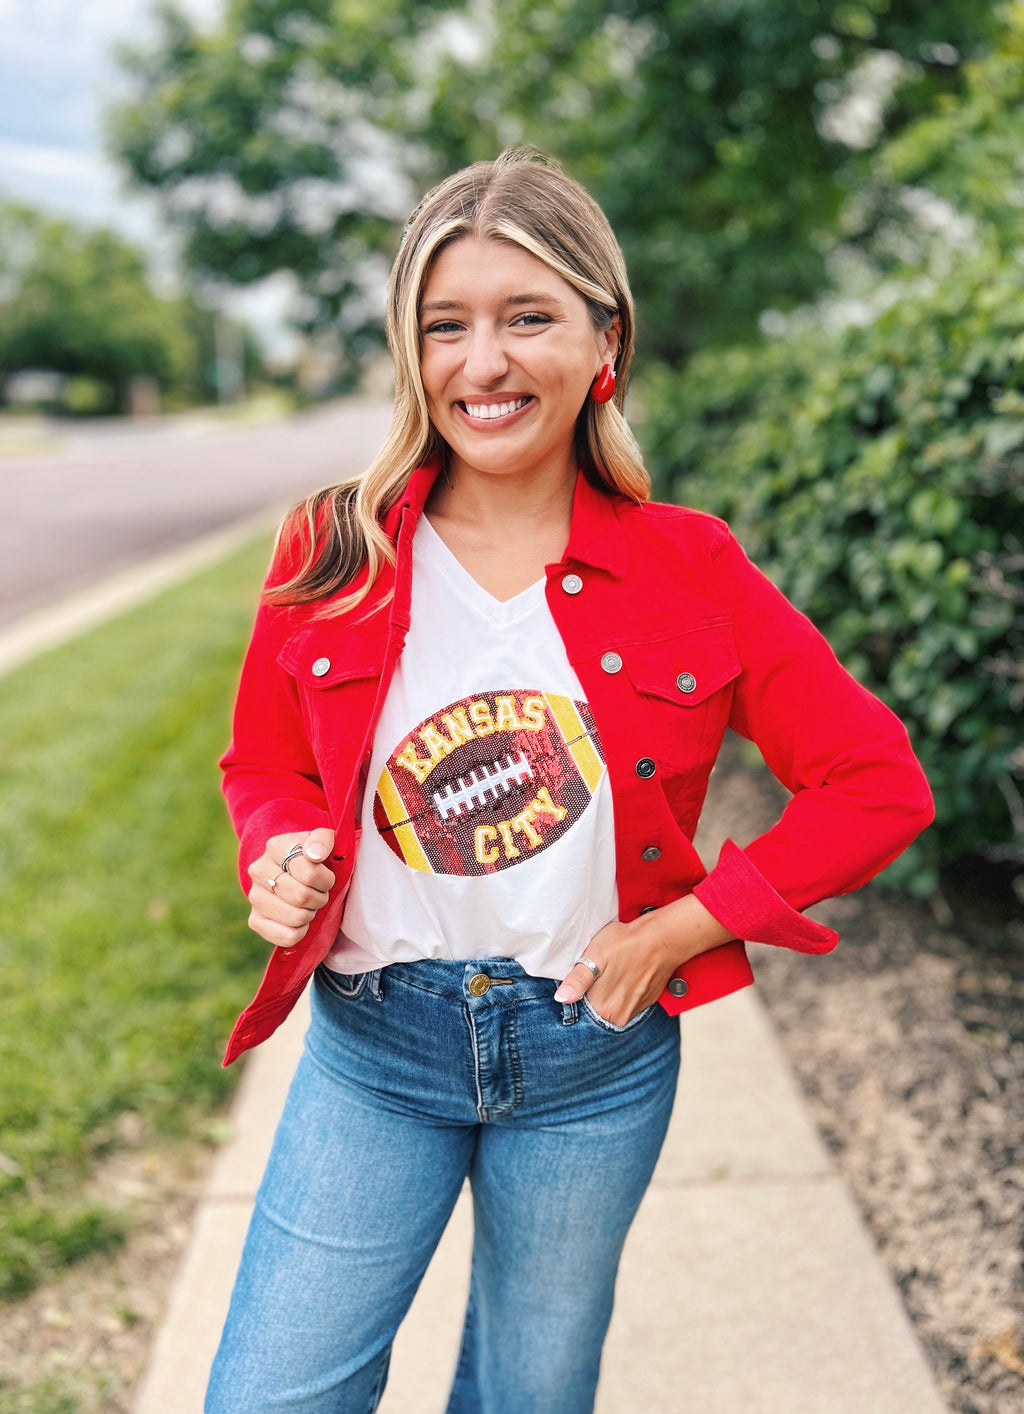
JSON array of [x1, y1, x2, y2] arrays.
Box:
[[267, 148, 649, 614]]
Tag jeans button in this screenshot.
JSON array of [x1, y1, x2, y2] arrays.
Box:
[[467, 973, 491, 997]]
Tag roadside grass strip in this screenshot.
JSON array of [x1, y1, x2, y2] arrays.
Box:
[[0, 536, 273, 1302]]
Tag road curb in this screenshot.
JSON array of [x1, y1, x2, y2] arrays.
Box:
[[0, 506, 285, 682]]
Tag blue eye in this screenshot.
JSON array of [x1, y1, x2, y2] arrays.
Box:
[[515, 313, 551, 327]]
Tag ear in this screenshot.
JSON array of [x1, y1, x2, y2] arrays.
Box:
[[600, 316, 622, 369]]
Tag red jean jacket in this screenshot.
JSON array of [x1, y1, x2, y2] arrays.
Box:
[[219, 464, 934, 1064]]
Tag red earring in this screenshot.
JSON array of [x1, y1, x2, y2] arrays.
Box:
[[590, 364, 616, 404]]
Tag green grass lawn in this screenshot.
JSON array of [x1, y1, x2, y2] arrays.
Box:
[[0, 536, 274, 1302]]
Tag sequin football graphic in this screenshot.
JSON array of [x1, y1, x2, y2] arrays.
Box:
[[373, 689, 606, 875]]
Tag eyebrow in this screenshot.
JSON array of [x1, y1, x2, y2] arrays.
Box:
[[420, 292, 566, 313]]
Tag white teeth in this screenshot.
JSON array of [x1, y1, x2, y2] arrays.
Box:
[[463, 397, 529, 420]]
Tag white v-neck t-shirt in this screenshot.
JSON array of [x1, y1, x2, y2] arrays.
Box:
[[328, 514, 618, 980]]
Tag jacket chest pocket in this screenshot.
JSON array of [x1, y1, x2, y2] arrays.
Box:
[[621, 620, 740, 777], [278, 627, 382, 761]]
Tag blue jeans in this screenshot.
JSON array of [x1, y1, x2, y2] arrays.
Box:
[[206, 959, 681, 1414]]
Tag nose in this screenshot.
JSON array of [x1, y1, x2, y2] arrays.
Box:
[[462, 325, 509, 386]]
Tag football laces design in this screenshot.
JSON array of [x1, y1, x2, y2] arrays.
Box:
[[432, 753, 535, 821], [373, 688, 606, 876]]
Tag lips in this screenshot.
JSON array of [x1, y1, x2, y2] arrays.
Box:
[[456, 395, 535, 425]]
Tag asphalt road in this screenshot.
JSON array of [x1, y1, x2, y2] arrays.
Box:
[[0, 399, 394, 628]]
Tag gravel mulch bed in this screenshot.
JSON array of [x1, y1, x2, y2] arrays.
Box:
[[698, 746, 1024, 1414]]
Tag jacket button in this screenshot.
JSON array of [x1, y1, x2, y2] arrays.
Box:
[[641, 845, 661, 862], [635, 757, 656, 778], [312, 657, 331, 677], [600, 651, 623, 674], [668, 977, 689, 998], [639, 905, 657, 915], [561, 573, 583, 595], [676, 672, 697, 694]]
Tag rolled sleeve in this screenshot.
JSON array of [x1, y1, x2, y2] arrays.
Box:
[[693, 839, 838, 953]]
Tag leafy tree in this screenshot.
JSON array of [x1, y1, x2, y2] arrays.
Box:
[[418, 0, 1000, 360], [851, 5, 1024, 268], [0, 202, 196, 412], [109, 0, 1000, 366], [108, 0, 453, 374]]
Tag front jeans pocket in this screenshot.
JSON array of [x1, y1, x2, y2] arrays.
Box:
[[315, 964, 369, 1001], [580, 995, 657, 1035]]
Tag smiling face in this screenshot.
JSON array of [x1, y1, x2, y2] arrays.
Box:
[[418, 236, 618, 491]]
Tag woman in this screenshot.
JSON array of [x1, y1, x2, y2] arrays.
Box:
[[207, 150, 933, 1413]]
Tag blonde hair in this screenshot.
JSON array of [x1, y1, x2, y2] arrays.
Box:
[[269, 148, 649, 613]]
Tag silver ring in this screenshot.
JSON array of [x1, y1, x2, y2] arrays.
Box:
[[280, 842, 305, 875], [574, 956, 601, 982]]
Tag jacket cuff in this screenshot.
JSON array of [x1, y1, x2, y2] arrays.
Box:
[[693, 839, 838, 955]]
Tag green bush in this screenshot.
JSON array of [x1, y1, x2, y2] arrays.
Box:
[[637, 255, 1023, 893]]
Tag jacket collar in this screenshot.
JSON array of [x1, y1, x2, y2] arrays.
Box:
[[563, 470, 628, 578], [381, 460, 628, 580], [382, 459, 442, 541]]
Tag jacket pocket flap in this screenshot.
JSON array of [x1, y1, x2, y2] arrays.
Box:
[[278, 623, 382, 687], [624, 620, 740, 705]]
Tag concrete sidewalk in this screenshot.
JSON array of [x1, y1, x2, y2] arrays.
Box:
[[133, 986, 948, 1414]]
